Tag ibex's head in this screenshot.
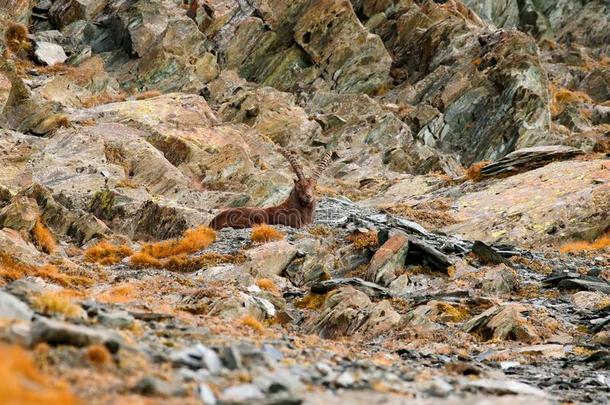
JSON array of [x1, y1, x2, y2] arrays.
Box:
[[279, 148, 332, 207]]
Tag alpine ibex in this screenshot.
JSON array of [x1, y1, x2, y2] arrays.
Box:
[[209, 148, 332, 230]]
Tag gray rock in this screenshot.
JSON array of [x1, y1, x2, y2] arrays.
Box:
[[0, 290, 33, 321], [220, 384, 264, 403], [133, 376, 177, 397], [198, 383, 217, 405], [97, 310, 135, 329], [33, 41, 68, 66], [171, 344, 222, 374], [30, 316, 123, 352]]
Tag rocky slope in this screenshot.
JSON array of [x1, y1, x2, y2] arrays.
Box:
[[0, 0, 609, 404]]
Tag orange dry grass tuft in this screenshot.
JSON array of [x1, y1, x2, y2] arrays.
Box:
[[84, 241, 134, 265], [141, 226, 216, 259], [256, 278, 279, 294], [550, 85, 593, 118], [129, 252, 162, 268], [347, 231, 379, 250], [559, 234, 610, 254], [0, 254, 91, 287], [465, 161, 491, 182], [240, 315, 265, 332], [32, 292, 81, 318], [85, 345, 112, 365], [0, 343, 77, 405], [296, 293, 327, 310], [32, 217, 57, 254], [251, 224, 284, 243], [95, 283, 136, 304]]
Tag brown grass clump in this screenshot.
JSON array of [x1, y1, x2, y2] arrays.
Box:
[[559, 233, 610, 254], [65, 56, 104, 86], [4, 22, 31, 54], [85, 345, 112, 366], [308, 225, 334, 237], [0, 252, 32, 282], [240, 315, 265, 332], [347, 231, 379, 250], [134, 90, 161, 100], [256, 278, 279, 294], [32, 217, 57, 254], [141, 226, 216, 259], [296, 293, 327, 310], [465, 161, 491, 182], [550, 85, 593, 118], [251, 224, 284, 243], [84, 241, 134, 265], [32, 292, 81, 318], [0, 343, 77, 405], [81, 91, 127, 108], [382, 200, 460, 230]]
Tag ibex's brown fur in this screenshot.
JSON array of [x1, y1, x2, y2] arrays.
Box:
[[209, 149, 331, 230]]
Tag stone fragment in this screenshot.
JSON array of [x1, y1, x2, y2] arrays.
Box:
[[220, 384, 264, 403], [365, 233, 408, 286], [0, 290, 33, 321], [479, 264, 520, 295], [171, 344, 222, 374], [33, 41, 68, 66], [464, 303, 540, 343], [30, 316, 123, 352], [242, 241, 297, 277]]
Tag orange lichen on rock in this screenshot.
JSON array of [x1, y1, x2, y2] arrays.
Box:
[[141, 226, 216, 259], [32, 217, 57, 254], [240, 315, 265, 332], [0, 343, 78, 405], [465, 161, 491, 182], [559, 234, 610, 254], [84, 241, 134, 265], [251, 224, 285, 243]]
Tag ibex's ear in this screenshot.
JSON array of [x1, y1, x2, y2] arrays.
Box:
[[293, 178, 298, 184]]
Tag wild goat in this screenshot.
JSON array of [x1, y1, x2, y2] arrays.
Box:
[[209, 148, 332, 230]]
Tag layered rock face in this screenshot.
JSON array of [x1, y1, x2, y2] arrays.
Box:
[[0, 0, 609, 404]]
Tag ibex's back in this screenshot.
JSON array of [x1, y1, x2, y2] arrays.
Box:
[[209, 150, 330, 230]]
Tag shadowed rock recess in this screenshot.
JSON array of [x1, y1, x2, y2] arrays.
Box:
[[0, 0, 609, 403]]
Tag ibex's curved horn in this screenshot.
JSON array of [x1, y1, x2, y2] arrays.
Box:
[[312, 150, 332, 179], [278, 147, 305, 181]]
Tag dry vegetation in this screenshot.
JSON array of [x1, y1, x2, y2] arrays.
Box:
[[347, 231, 379, 250], [0, 254, 92, 288], [251, 224, 284, 243], [240, 315, 265, 332], [382, 199, 460, 229], [256, 278, 279, 294], [141, 226, 216, 259], [296, 293, 327, 310], [465, 161, 491, 182], [0, 343, 77, 405], [85, 345, 112, 366], [549, 85, 593, 118], [559, 233, 610, 254], [32, 292, 82, 318], [81, 91, 127, 108], [4, 22, 30, 54], [84, 241, 134, 265], [32, 217, 57, 254]]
